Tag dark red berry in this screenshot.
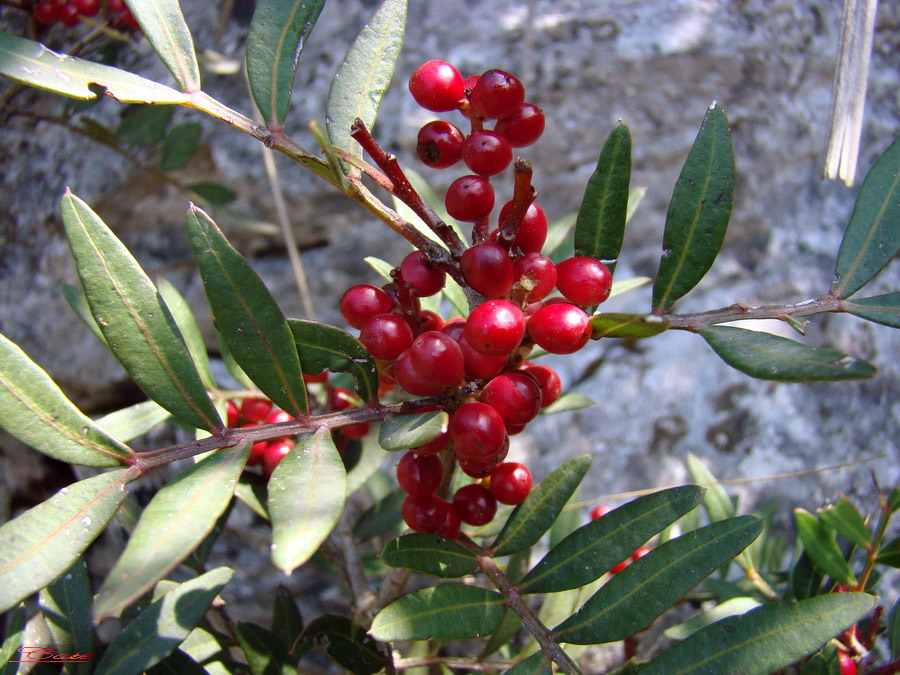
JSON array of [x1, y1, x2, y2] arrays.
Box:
[[590, 504, 612, 520], [458, 335, 508, 381], [417, 309, 444, 332], [408, 330, 465, 388], [402, 493, 448, 533], [461, 130, 513, 176], [396, 450, 443, 496], [462, 74, 480, 95], [262, 439, 294, 477], [437, 503, 462, 538], [461, 241, 515, 299], [243, 425, 267, 466], [394, 348, 447, 396], [226, 400, 239, 427], [480, 372, 542, 426], [412, 427, 450, 456], [522, 364, 562, 408], [107, 0, 126, 10], [303, 371, 329, 384], [360, 313, 414, 361], [408, 60, 465, 112], [340, 284, 395, 329], [450, 401, 508, 463], [470, 69, 525, 119], [400, 251, 446, 297], [453, 483, 497, 525], [416, 120, 464, 169], [490, 462, 533, 505], [74, 0, 100, 16], [340, 421, 371, 439], [458, 444, 508, 478], [241, 397, 272, 423], [527, 303, 591, 354], [497, 201, 548, 253], [495, 103, 545, 147], [445, 175, 495, 222], [838, 652, 857, 675], [59, 2, 80, 26], [330, 387, 361, 411], [441, 318, 466, 341], [513, 252, 557, 301], [33, 1, 60, 23], [556, 257, 613, 307], [463, 299, 525, 356]]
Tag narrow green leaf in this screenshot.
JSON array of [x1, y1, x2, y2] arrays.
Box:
[[236, 622, 289, 675], [686, 453, 734, 522], [610, 275, 652, 299], [790, 549, 823, 600], [0, 605, 26, 673], [234, 473, 269, 521], [94, 567, 231, 675], [95, 400, 171, 442], [353, 489, 404, 541], [38, 558, 94, 673], [794, 509, 856, 587], [272, 585, 304, 659], [216, 331, 256, 391], [287, 319, 378, 403], [817, 496, 871, 550], [574, 121, 632, 274], [188, 182, 236, 205], [520, 485, 704, 594], [247, 0, 326, 128], [62, 283, 108, 346], [157, 278, 216, 391], [590, 313, 669, 339], [146, 650, 205, 675], [123, 0, 201, 92], [491, 455, 591, 557], [364, 256, 394, 282], [555, 516, 763, 644], [540, 393, 595, 415], [843, 292, 900, 328], [698, 325, 876, 381], [94, 444, 248, 620], [269, 431, 346, 574], [186, 205, 308, 416], [643, 593, 874, 675], [832, 135, 900, 298], [507, 651, 554, 675], [0, 334, 133, 467], [380, 534, 478, 578], [62, 192, 222, 432], [889, 488, 900, 513], [378, 411, 448, 451], [0, 470, 130, 614], [664, 596, 762, 640], [0, 32, 191, 103], [325, 0, 407, 157], [160, 122, 202, 171], [876, 535, 900, 567], [369, 584, 505, 641], [889, 595, 900, 659], [298, 615, 385, 674], [116, 104, 175, 145], [652, 103, 735, 312]]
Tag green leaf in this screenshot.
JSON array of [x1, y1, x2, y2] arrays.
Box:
[[123, 0, 201, 92], [236, 622, 290, 675], [663, 596, 762, 640], [0, 334, 133, 466], [247, 0, 327, 129], [93, 444, 248, 620], [188, 182, 236, 205], [506, 650, 553, 675], [145, 650, 205, 675], [269, 431, 346, 574], [590, 313, 669, 339], [697, 325, 876, 381], [325, 0, 406, 157], [574, 121, 632, 274], [216, 331, 256, 391], [794, 509, 856, 587], [790, 549, 823, 600], [642, 592, 875, 675], [0, 469, 130, 614], [160, 122, 202, 171], [369, 584, 505, 641], [116, 104, 174, 145], [540, 392, 596, 415], [890, 488, 900, 513], [686, 453, 734, 522], [817, 496, 871, 550], [378, 411, 448, 451], [346, 433, 388, 496], [95, 400, 171, 443], [0, 605, 26, 673], [62, 283, 108, 346], [62, 192, 222, 432], [287, 319, 378, 403], [353, 489, 404, 541], [186, 205, 308, 416], [843, 292, 900, 328], [380, 534, 479, 578], [555, 516, 763, 644], [831, 135, 900, 298], [298, 615, 385, 674], [94, 567, 232, 675], [0, 32, 191, 104], [889, 595, 900, 659], [38, 558, 94, 673], [157, 278, 216, 391], [519, 485, 704, 594], [272, 585, 304, 659], [876, 535, 900, 568], [652, 103, 735, 312], [491, 455, 591, 557]]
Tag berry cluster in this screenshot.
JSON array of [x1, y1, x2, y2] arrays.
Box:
[[335, 61, 615, 535], [32, 0, 138, 30]]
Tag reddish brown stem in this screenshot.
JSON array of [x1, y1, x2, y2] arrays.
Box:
[[496, 159, 536, 251], [665, 294, 846, 331]]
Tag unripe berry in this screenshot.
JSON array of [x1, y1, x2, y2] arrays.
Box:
[[495, 102, 545, 147], [461, 242, 515, 299], [450, 401, 507, 463], [461, 130, 512, 176], [396, 450, 443, 496], [464, 299, 525, 356], [340, 284, 395, 329], [527, 303, 591, 354], [497, 201, 548, 253], [453, 483, 497, 525], [445, 175, 495, 222], [408, 60, 465, 112], [480, 372, 542, 426], [490, 462, 533, 505], [416, 120, 464, 169], [400, 251, 446, 297], [556, 257, 613, 307], [513, 252, 557, 301], [470, 69, 525, 119], [360, 313, 414, 361]]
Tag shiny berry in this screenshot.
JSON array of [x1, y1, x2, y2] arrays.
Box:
[[450, 401, 508, 463], [609, 558, 629, 575], [522, 364, 563, 408], [458, 335, 508, 381], [481, 372, 542, 425], [402, 493, 448, 533], [437, 504, 462, 538], [417, 309, 444, 332], [107, 0, 126, 10], [464, 299, 525, 356], [303, 371, 329, 384], [396, 450, 443, 496], [556, 257, 613, 306], [360, 313, 414, 361], [497, 201, 548, 253], [490, 462, 533, 505], [34, 1, 60, 23], [527, 303, 591, 354], [263, 409, 293, 426], [470, 69, 525, 119], [262, 439, 294, 477], [400, 251, 446, 297], [837, 652, 857, 675], [445, 175, 495, 222], [409, 330, 465, 388], [461, 241, 515, 299], [241, 397, 272, 423], [408, 60, 465, 112], [74, 0, 100, 16], [59, 2, 80, 26], [495, 103, 545, 147], [340, 421, 371, 439], [453, 483, 497, 525], [416, 120, 464, 169], [631, 545, 652, 561], [461, 130, 512, 176], [340, 284, 395, 329], [590, 504, 612, 520], [226, 400, 240, 427], [412, 427, 450, 456], [394, 348, 447, 397], [513, 252, 557, 301]]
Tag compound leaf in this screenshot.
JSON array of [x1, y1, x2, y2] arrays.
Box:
[[652, 103, 735, 312], [124, 0, 201, 92], [378, 411, 448, 451], [843, 292, 900, 328], [590, 313, 669, 339], [380, 534, 478, 578]]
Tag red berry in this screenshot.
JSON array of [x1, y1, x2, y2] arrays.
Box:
[[464, 299, 525, 357], [481, 372, 542, 426], [303, 371, 329, 384], [470, 69, 525, 119], [340, 284, 395, 329], [450, 401, 508, 463], [513, 252, 557, 301], [555, 257, 613, 307], [497, 201, 548, 253], [394, 348, 447, 396], [458, 335, 508, 381], [417, 309, 444, 332], [437, 503, 462, 539], [409, 330, 465, 388], [527, 303, 591, 354], [243, 425, 267, 466], [409, 60, 465, 112], [241, 397, 273, 423], [340, 421, 371, 439], [590, 504, 612, 520], [263, 409, 293, 426], [330, 387, 361, 411], [495, 103, 545, 147], [453, 483, 497, 525], [461, 241, 515, 299], [609, 559, 629, 575], [396, 450, 443, 496], [461, 130, 513, 176], [107, 0, 125, 10], [360, 313, 414, 361], [59, 3, 80, 26], [412, 427, 450, 456], [416, 120, 464, 169], [522, 364, 562, 408], [400, 251, 446, 297], [226, 400, 239, 427], [631, 545, 652, 561], [445, 175, 495, 222], [462, 74, 480, 94], [262, 439, 294, 477], [490, 462, 533, 505], [458, 443, 508, 478], [837, 651, 857, 675], [402, 493, 448, 533], [74, 0, 100, 16], [34, 1, 60, 23]]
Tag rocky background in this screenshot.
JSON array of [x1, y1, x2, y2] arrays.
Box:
[[1, 0, 897, 666]]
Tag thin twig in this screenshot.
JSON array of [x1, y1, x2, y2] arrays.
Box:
[[664, 294, 845, 331]]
